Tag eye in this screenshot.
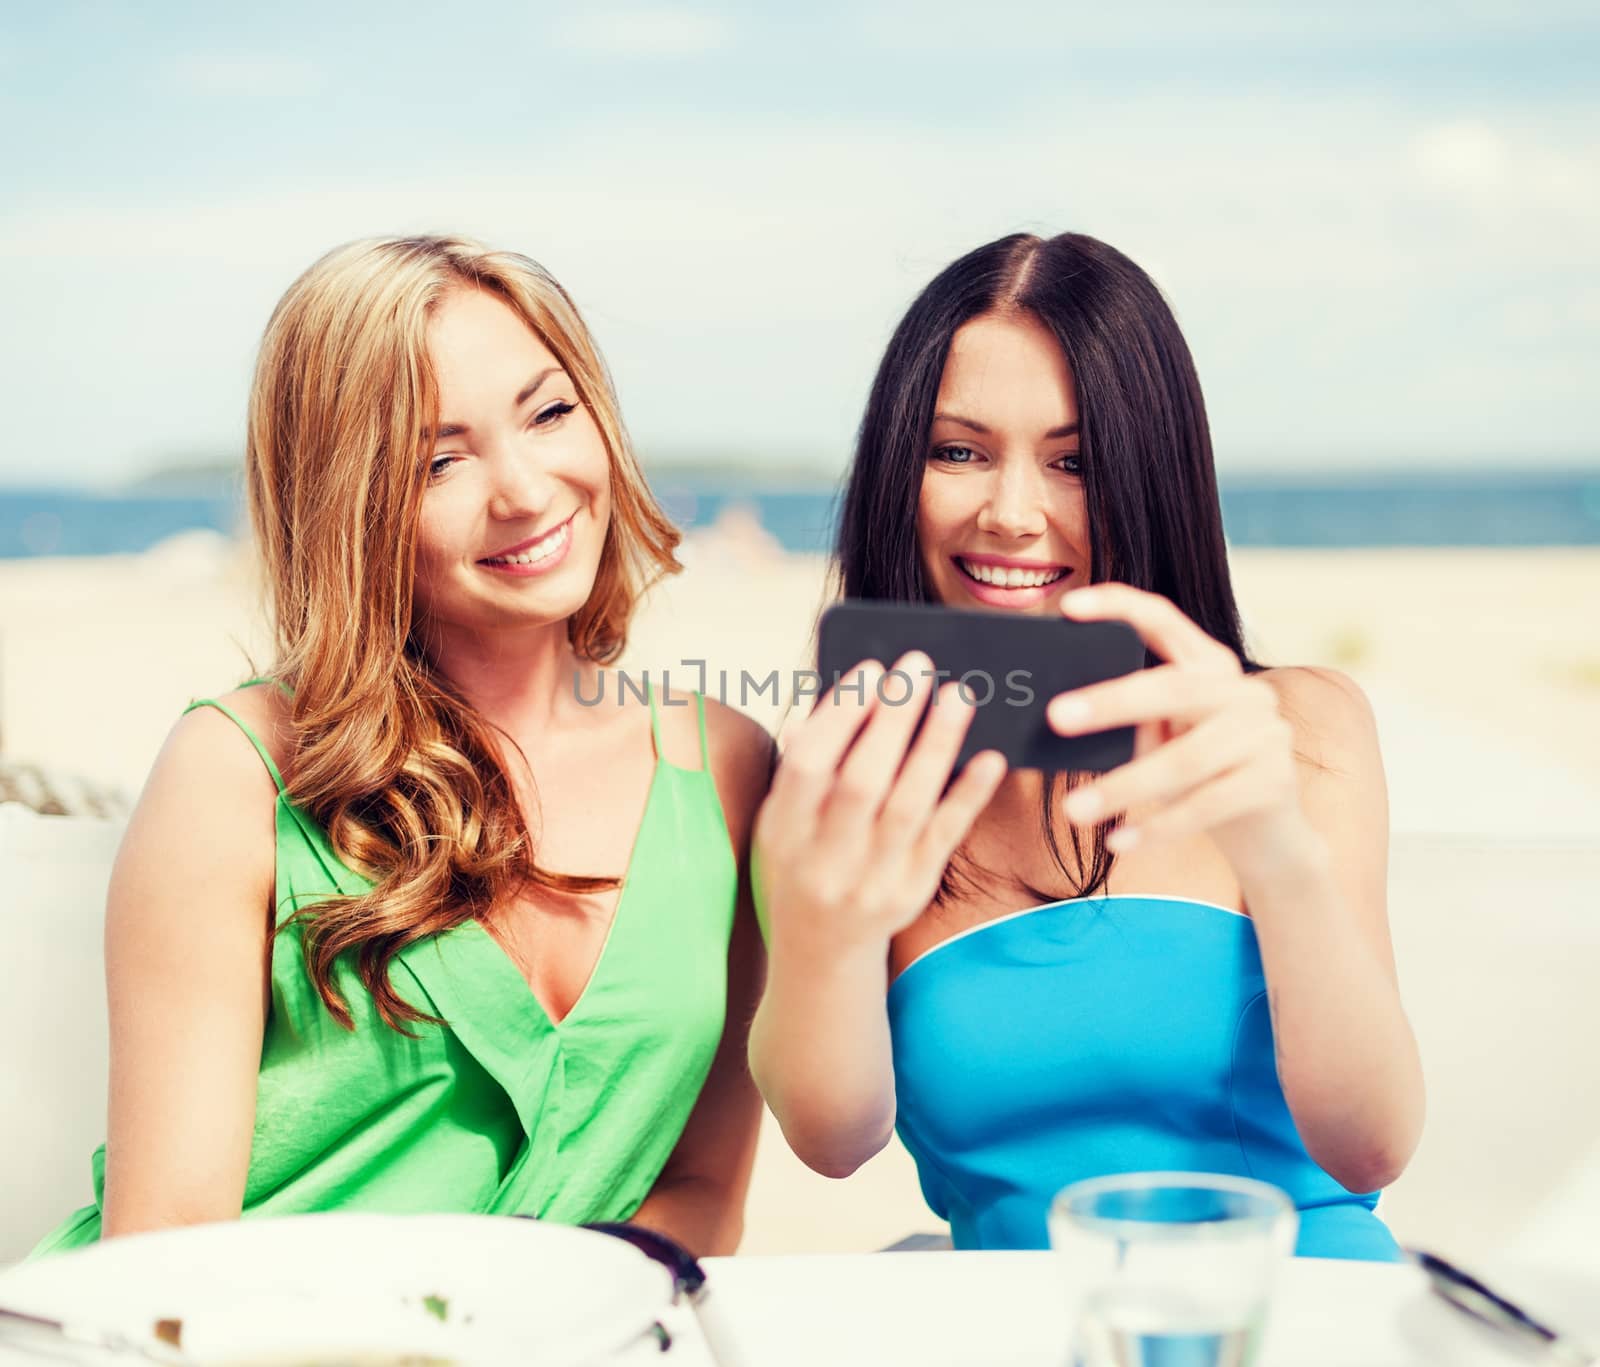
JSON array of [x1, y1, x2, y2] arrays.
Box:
[[1053, 452, 1083, 475], [532, 399, 577, 428], [426, 455, 460, 482], [931, 444, 983, 466]]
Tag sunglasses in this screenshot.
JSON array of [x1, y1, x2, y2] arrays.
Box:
[[514, 1217, 709, 1355]]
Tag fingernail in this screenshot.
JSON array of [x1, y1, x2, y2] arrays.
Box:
[[1107, 825, 1139, 852], [1050, 697, 1091, 732], [1065, 789, 1102, 821]]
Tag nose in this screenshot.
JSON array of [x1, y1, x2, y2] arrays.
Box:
[[484, 445, 555, 522], [976, 457, 1048, 540]]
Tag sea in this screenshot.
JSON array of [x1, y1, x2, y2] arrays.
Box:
[[2, 470, 1599, 559]]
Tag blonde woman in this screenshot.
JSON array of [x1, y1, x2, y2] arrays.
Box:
[[32, 237, 772, 1257]]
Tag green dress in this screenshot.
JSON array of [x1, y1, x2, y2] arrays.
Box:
[[31, 679, 737, 1258]]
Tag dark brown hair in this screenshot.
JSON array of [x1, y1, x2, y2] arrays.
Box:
[[836, 232, 1258, 904]]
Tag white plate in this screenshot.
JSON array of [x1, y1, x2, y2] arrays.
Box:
[[0, 1213, 675, 1364]]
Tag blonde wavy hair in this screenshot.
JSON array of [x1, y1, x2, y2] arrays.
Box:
[[246, 235, 681, 1031]]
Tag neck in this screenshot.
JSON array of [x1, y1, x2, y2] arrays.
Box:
[[423, 618, 589, 736], [992, 766, 1047, 813]]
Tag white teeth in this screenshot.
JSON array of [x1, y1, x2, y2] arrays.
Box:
[[485, 522, 568, 567], [960, 558, 1065, 589]]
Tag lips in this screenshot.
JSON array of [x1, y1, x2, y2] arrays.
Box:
[[955, 555, 1070, 589], [479, 513, 575, 564]]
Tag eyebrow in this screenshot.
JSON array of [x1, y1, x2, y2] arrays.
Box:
[[430, 367, 563, 441], [933, 412, 1079, 440]]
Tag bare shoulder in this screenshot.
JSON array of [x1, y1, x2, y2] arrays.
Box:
[[1261, 666, 1382, 779], [122, 685, 286, 904], [1259, 669, 1390, 915], [160, 683, 291, 795], [702, 698, 777, 851], [704, 697, 777, 790]]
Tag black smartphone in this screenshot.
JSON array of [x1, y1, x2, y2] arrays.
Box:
[[816, 600, 1145, 775]]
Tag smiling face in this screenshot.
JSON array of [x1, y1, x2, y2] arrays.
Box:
[[916, 310, 1091, 614], [410, 285, 612, 645]]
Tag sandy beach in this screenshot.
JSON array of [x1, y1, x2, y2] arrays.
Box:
[[2, 526, 1597, 1261], [4, 533, 1597, 816]]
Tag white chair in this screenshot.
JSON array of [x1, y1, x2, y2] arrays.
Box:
[[0, 805, 124, 1264]]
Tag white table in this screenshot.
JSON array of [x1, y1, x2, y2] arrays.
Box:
[[4, 1247, 1593, 1364], [677, 1252, 1600, 1367]]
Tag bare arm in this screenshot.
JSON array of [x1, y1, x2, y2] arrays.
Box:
[[628, 704, 773, 1255], [749, 897, 898, 1179], [1050, 586, 1424, 1194], [99, 704, 278, 1238], [1241, 667, 1424, 1192]]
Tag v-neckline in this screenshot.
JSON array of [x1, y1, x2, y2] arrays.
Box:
[[461, 753, 667, 1031]]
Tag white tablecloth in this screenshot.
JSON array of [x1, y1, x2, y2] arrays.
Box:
[[680, 1252, 1600, 1367]]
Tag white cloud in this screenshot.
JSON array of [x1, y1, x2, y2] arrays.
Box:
[[1414, 120, 1511, 192], [161, 53, 327, 99], [1404, 117, 1600, 282], [850, 0, 1600, 50], [1, 99, 1597, 483], [553, 9, 732, 58]]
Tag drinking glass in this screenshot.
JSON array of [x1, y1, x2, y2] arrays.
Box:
[[1049, 1171, 1298, 1367]]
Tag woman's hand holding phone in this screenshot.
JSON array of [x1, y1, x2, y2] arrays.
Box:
[[749, 655, 1005, 1177], [754, 652, 1008, 958], [1046, 583, 1319, 885]]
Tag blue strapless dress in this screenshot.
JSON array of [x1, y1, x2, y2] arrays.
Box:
[[888, 895, 1401, 1262]]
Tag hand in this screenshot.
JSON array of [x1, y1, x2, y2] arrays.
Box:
[[1046, 584, 1317, 881], [754, 652, 1007, 958]]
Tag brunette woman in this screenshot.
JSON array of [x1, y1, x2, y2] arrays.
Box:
[[750, 233, 1423, 1261]]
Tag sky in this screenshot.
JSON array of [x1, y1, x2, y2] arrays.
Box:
[[1, 1, 1597, 486]]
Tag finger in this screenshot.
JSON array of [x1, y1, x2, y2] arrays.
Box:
[[1128, 717, 1164, 763], [1106, 752, 1291, 853], [872, 681, 982, 857], [770, 659, 885, 818], [1048, 664, 1258, 736], [817, 652, 936, 838], [1059, 583, 1239, 672], [1062, 706, 1285, 827], [911, 748, 1008, 876]]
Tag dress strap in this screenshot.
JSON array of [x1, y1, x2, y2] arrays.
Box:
[[694, 689, 711, 771], [183, 699, 286, 794], [240, 674, 294, 698], [645, 674, 665, 759]]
